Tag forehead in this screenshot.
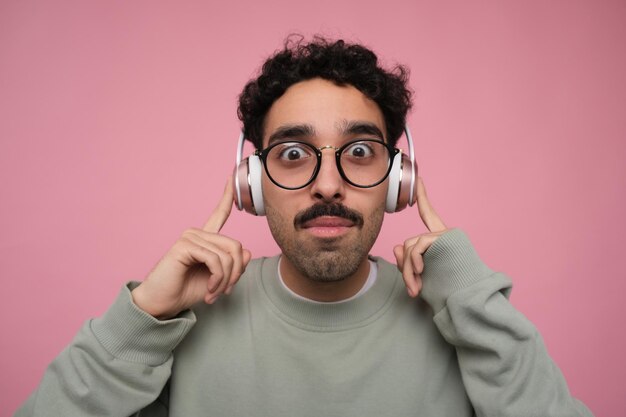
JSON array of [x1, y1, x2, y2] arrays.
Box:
[[263, 78, 386, 147]]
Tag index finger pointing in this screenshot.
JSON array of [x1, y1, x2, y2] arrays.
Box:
[[203, 177, 235, 233], [416, 177, 447, 233]]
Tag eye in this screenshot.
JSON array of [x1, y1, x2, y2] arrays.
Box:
[[276, 143, 313, 161], [344, 142, 374, 158]]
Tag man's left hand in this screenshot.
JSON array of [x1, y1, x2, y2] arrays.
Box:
[[393, 177, 448, 297]]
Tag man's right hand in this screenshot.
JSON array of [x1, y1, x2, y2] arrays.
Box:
[[131, 178, 252, 320]]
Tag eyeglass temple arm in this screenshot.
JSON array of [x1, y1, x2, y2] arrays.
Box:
[[236, 129, 416, 205]]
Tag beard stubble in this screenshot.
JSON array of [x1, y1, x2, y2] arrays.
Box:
[[265, 202, 385, 283]]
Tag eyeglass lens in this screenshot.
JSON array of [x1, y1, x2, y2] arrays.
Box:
[[264, 140, 391, 189]]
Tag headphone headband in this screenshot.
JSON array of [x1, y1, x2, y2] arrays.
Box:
[[404, 126, 416, 205], [234, 132, 245, 211]]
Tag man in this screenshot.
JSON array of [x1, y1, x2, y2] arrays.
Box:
[[16, 37, 593, 416]]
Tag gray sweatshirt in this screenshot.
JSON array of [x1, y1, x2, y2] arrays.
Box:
[[15, 229, 594, 416]]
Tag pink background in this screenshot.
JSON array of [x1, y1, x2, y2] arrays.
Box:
[[1, 1, 624, 415]]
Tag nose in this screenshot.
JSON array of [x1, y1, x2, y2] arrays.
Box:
[[309, 148, 345, 203]]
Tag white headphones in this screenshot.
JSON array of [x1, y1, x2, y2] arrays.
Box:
[[233, 126, 417, 216]]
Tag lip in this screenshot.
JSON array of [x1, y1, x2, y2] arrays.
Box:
[[301, 216, 354, 237], [302, 216, 355, 228]]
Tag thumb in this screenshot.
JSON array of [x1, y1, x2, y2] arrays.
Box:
[[242, 249, 252, 269], [393, 245, 404, 270]]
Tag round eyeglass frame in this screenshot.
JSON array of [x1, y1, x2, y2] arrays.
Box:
[[254, 139, 400, 190]]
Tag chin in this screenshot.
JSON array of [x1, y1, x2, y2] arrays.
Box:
[[265, 202, 384, 282], [293, 249, 362, 282], [283, 233, 366, 282]]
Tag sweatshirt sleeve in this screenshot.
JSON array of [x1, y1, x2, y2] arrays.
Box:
[[14, 283, 196, 417], [420, 228, 594, 417]]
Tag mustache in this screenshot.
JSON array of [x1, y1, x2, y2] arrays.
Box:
[[294, 203, 364, 228]]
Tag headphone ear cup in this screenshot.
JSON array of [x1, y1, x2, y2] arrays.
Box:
[[386, 153, 418, 213], [248, 155, 265, 215], [385, 153, 403, 213], [233, 155, 265, 216]]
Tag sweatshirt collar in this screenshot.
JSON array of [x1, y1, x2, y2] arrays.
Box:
[[257, 255, 401, 331]]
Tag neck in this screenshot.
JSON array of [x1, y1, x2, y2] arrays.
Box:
[[279, 255, 371, 302]]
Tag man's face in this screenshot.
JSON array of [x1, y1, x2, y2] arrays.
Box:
[[262, 78, 389, 282]]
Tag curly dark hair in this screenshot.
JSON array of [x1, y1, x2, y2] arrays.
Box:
[[237, 35, 413, 150]]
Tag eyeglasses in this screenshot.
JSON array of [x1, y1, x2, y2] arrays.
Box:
[[255, 139, 400, 190]]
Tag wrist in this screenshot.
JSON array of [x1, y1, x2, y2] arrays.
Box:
[[131, 283, 178, 320], [93, 283, 197, 365], [420, 228, 494, 313]]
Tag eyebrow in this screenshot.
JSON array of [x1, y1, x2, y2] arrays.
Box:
[[266, 120, 385, 146], [338, 120, 385, 140], [268, 124, 315, 145]]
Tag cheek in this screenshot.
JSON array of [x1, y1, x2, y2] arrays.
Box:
[[262, 176, 282, 209], [261, 175, 272, 205], [262, 176, 302, 218], [263, 180, 289, 235], [360, 186, 388, 236], [357, 181, 388, 214], [261, 175, 280, 210]]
